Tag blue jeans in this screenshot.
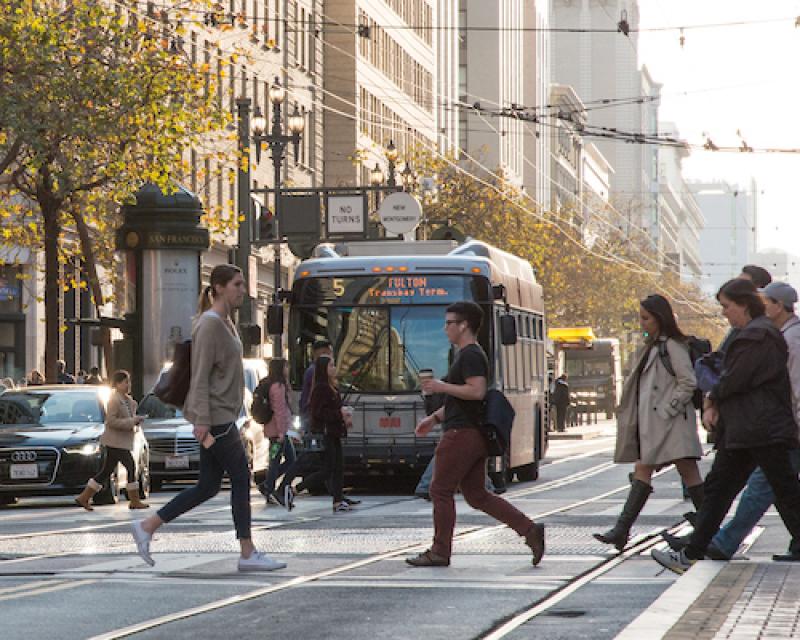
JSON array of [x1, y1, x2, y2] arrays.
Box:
[[712, 449, 800, 557], [261, 437, 297, 495], [157, 423, 252, 539]]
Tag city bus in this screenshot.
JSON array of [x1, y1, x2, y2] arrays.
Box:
[[287, 239, 548, 483]]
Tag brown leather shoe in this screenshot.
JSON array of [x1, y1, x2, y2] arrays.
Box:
[[405, 550, 450, 567], [525, 523, 545, 566]]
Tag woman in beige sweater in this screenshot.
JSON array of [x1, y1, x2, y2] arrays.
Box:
[[130, 264, 286, 572], [75, 370, 148, 510]]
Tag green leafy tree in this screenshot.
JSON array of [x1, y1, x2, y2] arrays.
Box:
[[0, 0, 232, 381]]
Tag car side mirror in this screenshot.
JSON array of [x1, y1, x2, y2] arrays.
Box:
[[500, 315, 517, 346]]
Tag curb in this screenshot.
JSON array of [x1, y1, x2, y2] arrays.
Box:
[[615, 560, 726, 639]]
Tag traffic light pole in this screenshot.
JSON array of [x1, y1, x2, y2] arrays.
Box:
[[236, 98, 254, 336]]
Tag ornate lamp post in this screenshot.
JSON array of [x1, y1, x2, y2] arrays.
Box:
[[250, 77, 304, 355], [385, 139, 398, 187]]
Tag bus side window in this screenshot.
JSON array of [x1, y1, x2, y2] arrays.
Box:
[[500, 309, 515, 390], [515, 315, 524, 392]]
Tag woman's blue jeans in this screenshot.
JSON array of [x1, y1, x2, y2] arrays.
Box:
[[157, 423, 252, 539], [261, 437, 297, 496]]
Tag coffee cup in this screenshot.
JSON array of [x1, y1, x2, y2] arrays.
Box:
[[419, 369, 434, 395]]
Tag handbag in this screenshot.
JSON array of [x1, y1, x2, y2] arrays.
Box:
[[154, 340, 192, 408], [482, 389, 515, 457]]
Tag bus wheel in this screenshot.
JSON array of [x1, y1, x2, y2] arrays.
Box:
[[515, 462, 539, 482]]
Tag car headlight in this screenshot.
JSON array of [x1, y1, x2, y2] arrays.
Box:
[[65, 442, 101, 456]]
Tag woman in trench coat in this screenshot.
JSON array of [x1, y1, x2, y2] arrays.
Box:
[[594, 294, 704, 550]]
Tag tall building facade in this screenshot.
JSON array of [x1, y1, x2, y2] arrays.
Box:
[[458, 0, 551, 206], [656, 123, 703, 285], [690, 180, 758, 295], [323, 0, 459, 186], [551, 1, 661, 235]]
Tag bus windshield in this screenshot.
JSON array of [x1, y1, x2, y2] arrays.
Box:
[[290, 275, 491, 392]]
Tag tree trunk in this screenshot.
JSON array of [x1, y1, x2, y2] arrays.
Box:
[[70, 210, 112, 376], [42, 206, 61, 384]]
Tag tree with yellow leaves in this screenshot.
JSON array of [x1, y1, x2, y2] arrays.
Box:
[[408, 151, 726, 361], [0, 1, 231, 381]]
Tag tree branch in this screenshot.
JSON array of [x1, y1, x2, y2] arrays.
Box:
[[0, 138, 22, 176]]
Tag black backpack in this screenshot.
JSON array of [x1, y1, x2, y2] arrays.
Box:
[[657, 336, 712, 410], [251, 378, 274, 424]]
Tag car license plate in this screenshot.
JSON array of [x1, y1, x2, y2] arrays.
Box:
[[165, 456, 189, 469], [10, 463, 38, 480]]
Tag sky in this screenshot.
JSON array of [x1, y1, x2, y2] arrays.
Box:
[[637, 0, 800, 254]]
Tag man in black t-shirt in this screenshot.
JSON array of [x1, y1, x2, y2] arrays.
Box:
[[406, 301, 545, 568]]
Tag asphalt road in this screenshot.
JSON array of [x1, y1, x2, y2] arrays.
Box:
[[0, 422, 724, 640]]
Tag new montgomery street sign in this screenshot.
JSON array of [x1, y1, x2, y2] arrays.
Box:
[[378, 192, 423, 235]]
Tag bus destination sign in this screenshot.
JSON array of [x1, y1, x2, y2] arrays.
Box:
[[365, 276, 449, 301], [294, 274, 491, 305]]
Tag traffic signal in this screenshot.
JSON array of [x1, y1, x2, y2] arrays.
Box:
[[259, 210, 276, 241]]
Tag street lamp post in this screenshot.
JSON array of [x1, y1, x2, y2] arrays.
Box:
[[385, 139, 398, 187], [250, 77, 304, 356]]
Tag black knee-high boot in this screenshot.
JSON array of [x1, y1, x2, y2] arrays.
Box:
[[594, 479, 653, 551], [683, 483, 705, 525]]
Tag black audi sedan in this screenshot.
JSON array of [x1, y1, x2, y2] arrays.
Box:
[[0, 385, 150, 506]]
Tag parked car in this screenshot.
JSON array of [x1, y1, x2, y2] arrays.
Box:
[[139, 388, 268, 491], [156, 357, 268, 398], [0, 385, 150, 506]]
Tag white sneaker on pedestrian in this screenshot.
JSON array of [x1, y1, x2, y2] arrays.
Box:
[[130, 520, 155, 567], [652, 547, 695, 575], [238, 551, 286, 572]]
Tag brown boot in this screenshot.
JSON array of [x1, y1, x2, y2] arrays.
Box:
[[126, 482, 149, 509], [525, 523, 545, 566], [75, 478, 101, 511]]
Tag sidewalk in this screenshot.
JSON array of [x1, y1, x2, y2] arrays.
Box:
[[548, 418, 616, 440], [617, 520, 800, 639]]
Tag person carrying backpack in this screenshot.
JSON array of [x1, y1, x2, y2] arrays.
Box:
[[594, 294, 704, 551], [254, 358, 296, 504]]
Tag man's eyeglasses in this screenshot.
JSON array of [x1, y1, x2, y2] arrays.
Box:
[[444, 319, 462, 327]]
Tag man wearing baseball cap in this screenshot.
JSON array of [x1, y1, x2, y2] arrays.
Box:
[[708, 281, 800, 560]]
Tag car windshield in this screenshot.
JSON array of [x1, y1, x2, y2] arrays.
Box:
[[0, 391, 103, 425], [565, 358, 612, 377], [138, 393, 184, 419]]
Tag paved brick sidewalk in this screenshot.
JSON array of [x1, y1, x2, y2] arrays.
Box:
[[620, 561, 800, 639], [665, 562, 800, 639]]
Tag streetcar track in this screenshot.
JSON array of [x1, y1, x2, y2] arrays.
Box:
[[478, 523, 685, 640], [85, 462, 685, 639], [0, 447, 617, 546]]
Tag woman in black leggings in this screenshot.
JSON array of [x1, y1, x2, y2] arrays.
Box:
[[279, 356, 353, 513], [75, 370, 148, 510]]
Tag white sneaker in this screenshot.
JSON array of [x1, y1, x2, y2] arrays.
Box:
[[130, 520, 155, 567], [652, 547, 696, 575], [238, 551, 286, 572]]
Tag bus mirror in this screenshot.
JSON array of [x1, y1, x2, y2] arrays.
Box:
[[492, 284, 506, 301], [500, 315, 517, 345], [266, 304, 284, 336]]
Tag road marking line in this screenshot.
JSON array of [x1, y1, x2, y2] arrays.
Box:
[[0, 579, 64, 596], [0, 578, 95, 602]]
